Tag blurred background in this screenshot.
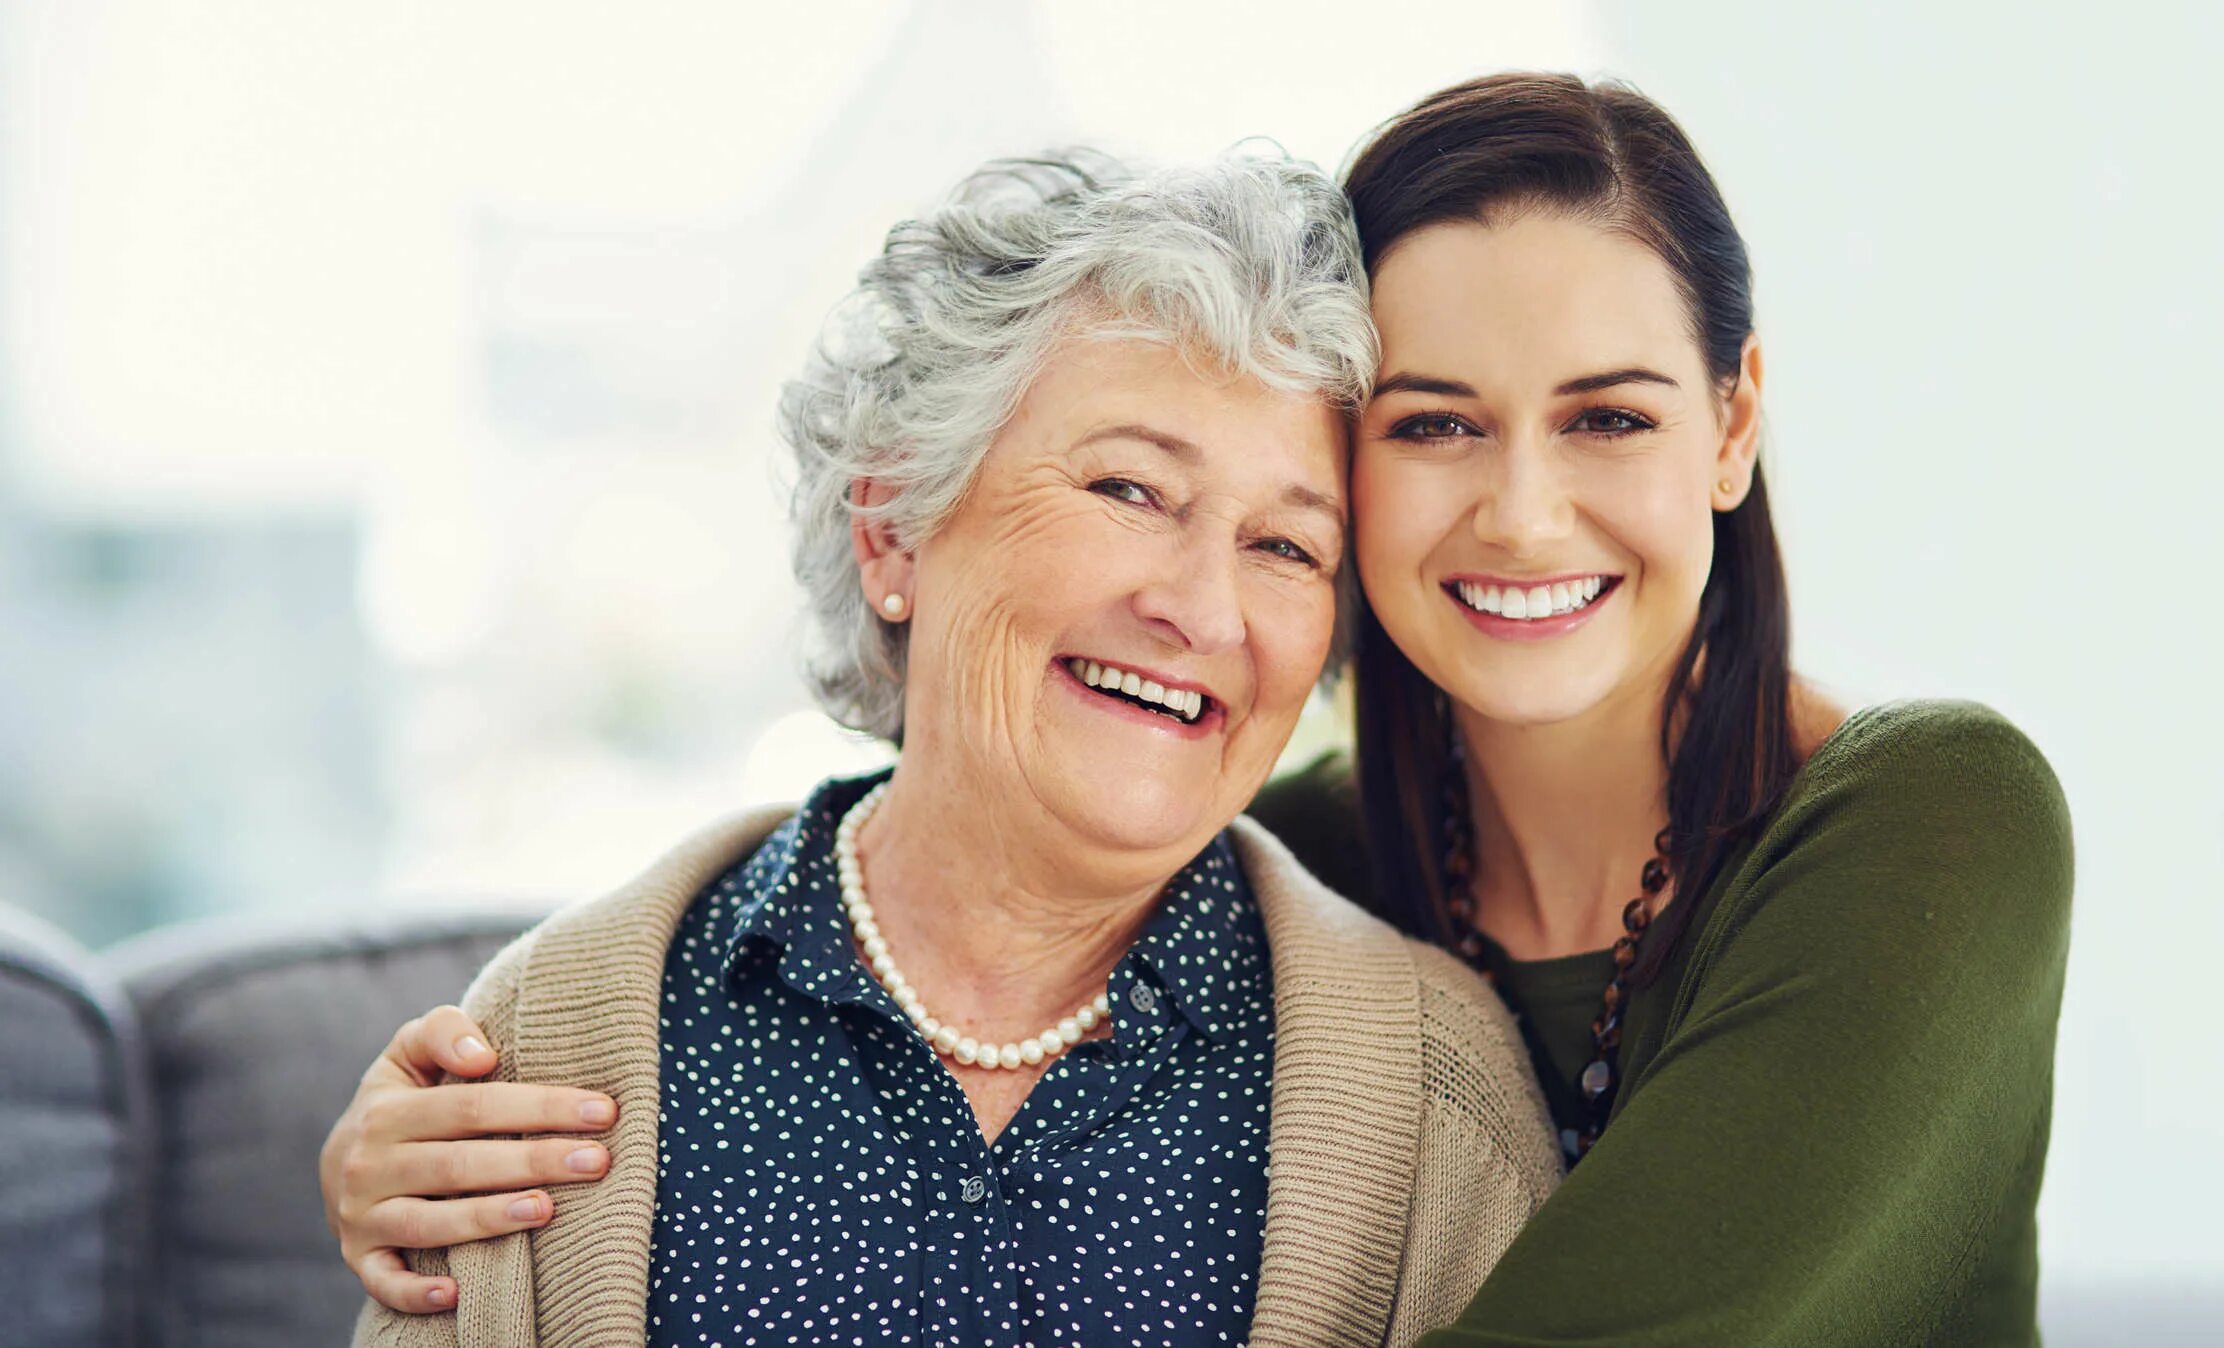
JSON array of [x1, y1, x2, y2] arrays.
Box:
[[1, 0, 2215, 1336]]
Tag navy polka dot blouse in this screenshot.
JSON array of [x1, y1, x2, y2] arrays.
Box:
[[647, 771, 1276, 1345]]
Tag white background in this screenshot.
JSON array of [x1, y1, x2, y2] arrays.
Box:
[[2, 1, 2216, 1336]]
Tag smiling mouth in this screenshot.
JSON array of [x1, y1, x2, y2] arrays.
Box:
[[1062, 658, 1211, 724], [1447, 575, 1621, 621]]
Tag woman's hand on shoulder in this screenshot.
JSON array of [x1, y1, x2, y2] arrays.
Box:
[[318, 1004, 618, 1313]]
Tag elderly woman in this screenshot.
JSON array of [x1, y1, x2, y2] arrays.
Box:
[[332, 151, 1557, 1347]]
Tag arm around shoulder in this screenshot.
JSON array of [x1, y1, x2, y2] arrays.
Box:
[[348, 927, 546, 1348]]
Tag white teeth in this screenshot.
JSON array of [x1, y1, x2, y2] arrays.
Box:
[[1457, 581, 1504, 615], [1452, 576, 1614, 621], [1066, 659, 1206, 722]]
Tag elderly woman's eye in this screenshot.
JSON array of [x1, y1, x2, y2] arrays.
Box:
[[1571, 407, 1656, 436], [1255, 538, 1319, 567], [1091, 478, 1159, 508], [1388, 413, 1474, 441]]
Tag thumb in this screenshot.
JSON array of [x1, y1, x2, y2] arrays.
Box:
[[380, 1005, 498, 1086]]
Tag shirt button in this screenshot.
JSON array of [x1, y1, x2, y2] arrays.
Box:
[[959, 1175, 988, 1205], [1128, 982, 1160, 1016]]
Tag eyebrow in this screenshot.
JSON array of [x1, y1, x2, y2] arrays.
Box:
[[1077, 422, 1345, 524], [1371, 372, 1476, 399], [1281, 481, 1345, 521], [1554, 367, 1680, 395], [1371, 367, 1682, 399], [1080, 422, 1203, 464]]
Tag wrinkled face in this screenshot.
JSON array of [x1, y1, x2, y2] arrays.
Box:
[[1354, 214, 1758, 730], [889, 336, 1346, 863]]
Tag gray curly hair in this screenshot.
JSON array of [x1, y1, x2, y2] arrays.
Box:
[[779, 148, 1378, 741]]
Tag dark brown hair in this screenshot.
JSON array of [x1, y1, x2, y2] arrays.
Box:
[[1343, 72, 1798, 984]]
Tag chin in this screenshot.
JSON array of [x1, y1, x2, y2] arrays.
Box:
[[1443, 663, 1627, 730], [1049, 770, 1223, 857]]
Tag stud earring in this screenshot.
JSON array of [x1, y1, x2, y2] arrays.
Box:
[[881, 593, 907, 619], [1717, 478, 1735, 496]]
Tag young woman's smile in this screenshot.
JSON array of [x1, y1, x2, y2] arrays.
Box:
[[1442, 571, 1625, 642]]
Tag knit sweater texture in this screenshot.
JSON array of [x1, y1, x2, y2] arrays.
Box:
[[352, 810, 1563, 1348]]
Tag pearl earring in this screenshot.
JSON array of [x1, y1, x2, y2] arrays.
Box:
[[881, 593, 907, 618]]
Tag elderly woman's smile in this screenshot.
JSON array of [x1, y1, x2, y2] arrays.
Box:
[[865, 336, 1347, 864]]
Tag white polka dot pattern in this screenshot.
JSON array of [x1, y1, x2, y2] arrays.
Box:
[[646, 772, 1276, 1346]]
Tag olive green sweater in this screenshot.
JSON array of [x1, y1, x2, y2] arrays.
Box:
[[1249, 700, 2073, 1346]]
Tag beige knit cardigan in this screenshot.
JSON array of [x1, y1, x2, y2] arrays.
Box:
[[353, 807, 1560, 1348]]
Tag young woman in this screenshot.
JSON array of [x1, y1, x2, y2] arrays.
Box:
[[324, 74, 2071, 1346], [1252, 73, 2072, 1344]]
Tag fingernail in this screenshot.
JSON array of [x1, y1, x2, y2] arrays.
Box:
[[427, 1285, 452, 1308], [566, 1146, 606, 1173], [579, 1098, 615, 1126], [455, 1036, 488, 1059], [507, 1196, 544, 1222]]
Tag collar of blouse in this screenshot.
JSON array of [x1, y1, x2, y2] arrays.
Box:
[[718, 776, 1261, 1049]]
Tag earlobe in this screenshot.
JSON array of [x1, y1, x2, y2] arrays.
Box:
[[850, 476, 916, 623], [1714, 335, 1765, 511]]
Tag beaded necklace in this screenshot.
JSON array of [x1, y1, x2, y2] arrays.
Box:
[[1440, 739, 1671, 1165]]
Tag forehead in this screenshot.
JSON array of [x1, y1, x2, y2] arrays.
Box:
[[1368, 216, 1696, 384]]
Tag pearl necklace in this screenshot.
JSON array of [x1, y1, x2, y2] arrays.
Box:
[[834, 783, 1111, 1071]]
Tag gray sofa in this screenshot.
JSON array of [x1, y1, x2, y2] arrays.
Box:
[[0, 900, 540, 1348]]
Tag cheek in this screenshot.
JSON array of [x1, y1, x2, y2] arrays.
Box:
[[925, 493, 1128, 641], [1352, 450, 1462, 588], [1589, 465, 1715, 587], [1244, 581, 1337, 723]]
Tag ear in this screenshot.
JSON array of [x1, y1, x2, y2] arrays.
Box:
[[850, 477, 915, 622], [1713, 334, 1764, 512]]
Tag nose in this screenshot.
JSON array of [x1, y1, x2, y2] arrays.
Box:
[[1472, 440, 1573, 557], [1132, 528, 1246, 656]]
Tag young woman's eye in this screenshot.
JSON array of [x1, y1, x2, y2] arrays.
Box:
[[1254, 537, 1319, 568], [1387, 413, 1476, 441], [1570, 407, 1656, 437], [1090, 478, 1159, 508]]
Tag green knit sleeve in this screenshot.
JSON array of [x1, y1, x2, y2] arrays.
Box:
[[1418, 701, 2074, 1346]]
